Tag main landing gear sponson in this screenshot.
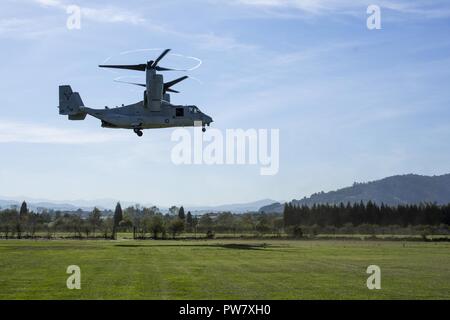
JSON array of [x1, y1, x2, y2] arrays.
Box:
[[133, 127, 205, 136]]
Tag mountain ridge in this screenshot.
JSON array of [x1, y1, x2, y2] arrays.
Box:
[[0, 196, 277, 214], [259, 173, 450, 213]]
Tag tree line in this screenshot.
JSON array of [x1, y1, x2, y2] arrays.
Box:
[[283, 201, 450, 227], [0, 201, 285, 239], [1, 201, 449, 240]]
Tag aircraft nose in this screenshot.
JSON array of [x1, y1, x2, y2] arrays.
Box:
[[203, 114, 213, 124]]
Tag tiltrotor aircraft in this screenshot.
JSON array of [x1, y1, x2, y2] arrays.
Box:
[[58, 49, 213, 136]]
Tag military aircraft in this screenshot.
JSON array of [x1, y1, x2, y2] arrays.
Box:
[[58, 49, 213, 137]]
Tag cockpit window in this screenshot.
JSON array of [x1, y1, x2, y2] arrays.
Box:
[[189, 106, 200, 114]]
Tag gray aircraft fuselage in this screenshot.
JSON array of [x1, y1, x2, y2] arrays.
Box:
[[82, 101, 212, 130]]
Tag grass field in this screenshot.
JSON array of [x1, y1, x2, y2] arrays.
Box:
[[0, 239, 449, 300]]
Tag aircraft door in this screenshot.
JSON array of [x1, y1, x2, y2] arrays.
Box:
[[175, 107, 184, 117]]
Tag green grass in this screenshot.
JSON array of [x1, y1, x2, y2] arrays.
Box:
[[0, 239, 449, 300]]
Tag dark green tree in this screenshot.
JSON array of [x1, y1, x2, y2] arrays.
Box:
[[169, 206, 179, 216], [199, 214, 213, 232], [186, 211, 193, 232], [17, 201, 28, 239], [89, 207, 102, 237], [178, 206, 186, 220], [19, 201, 28, 218], [168, 218, 185, 239], [112, 202, 123, 239], [150, 215, 165, 239]]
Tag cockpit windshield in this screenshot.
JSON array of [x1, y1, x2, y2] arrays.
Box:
[[189, 106, 200, 114]]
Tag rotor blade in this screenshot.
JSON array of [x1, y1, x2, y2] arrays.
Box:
[[151, 49, 171, 68], [155, 66, 178, 71], [99, 64, 146, 71], [166, 88, 180, 93], [164, 76, 188, 92], [114, 80, 146, 87]]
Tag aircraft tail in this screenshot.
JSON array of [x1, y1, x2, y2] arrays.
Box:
[[58, 85, 87, 120]]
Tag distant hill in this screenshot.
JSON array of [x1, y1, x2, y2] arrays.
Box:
[[0, 199, 103, 212], [0, 196, 137, 212], [259, 174, 450, 213], [257, 202, 283, 214], [0, 196, 277, 214], [186, 199, 278, 214]]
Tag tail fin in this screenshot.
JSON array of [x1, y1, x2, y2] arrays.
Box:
[[59, 85, 87, 120]]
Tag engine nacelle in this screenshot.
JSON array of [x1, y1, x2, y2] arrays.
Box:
[[148, 74, 163, 111]]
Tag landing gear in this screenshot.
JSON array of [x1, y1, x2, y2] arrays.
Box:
[[134, 128, 143, 137], [202, 127, 206, 133]]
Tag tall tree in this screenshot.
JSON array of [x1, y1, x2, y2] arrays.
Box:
[[89, 207, 102, 237], [169, 206, 179, 216], [178, 206, 186, 221], [17, 201, 28, 239], [19, 201, 28, 218], [199, 214, 214, 233], [168, 218, 185, 239], [186, 211, 193, 232], [150, 214, 165, 239], [112, 202, 123, 240]]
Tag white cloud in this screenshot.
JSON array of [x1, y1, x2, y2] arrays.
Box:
[[233, 0, 450, 18], [0, 18, 29, 33], [80, 7, 145, 25], [0, 0, 145, 39], [12, 0, 254, 51], [0, 120, 128, 144], [33, 0, 146, 25], [185, 32, 257, 51], [235, 0, 340, 14], [35, 0, 61, 6]]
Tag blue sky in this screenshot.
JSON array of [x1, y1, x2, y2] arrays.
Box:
[[0, 0, 450, 207]]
